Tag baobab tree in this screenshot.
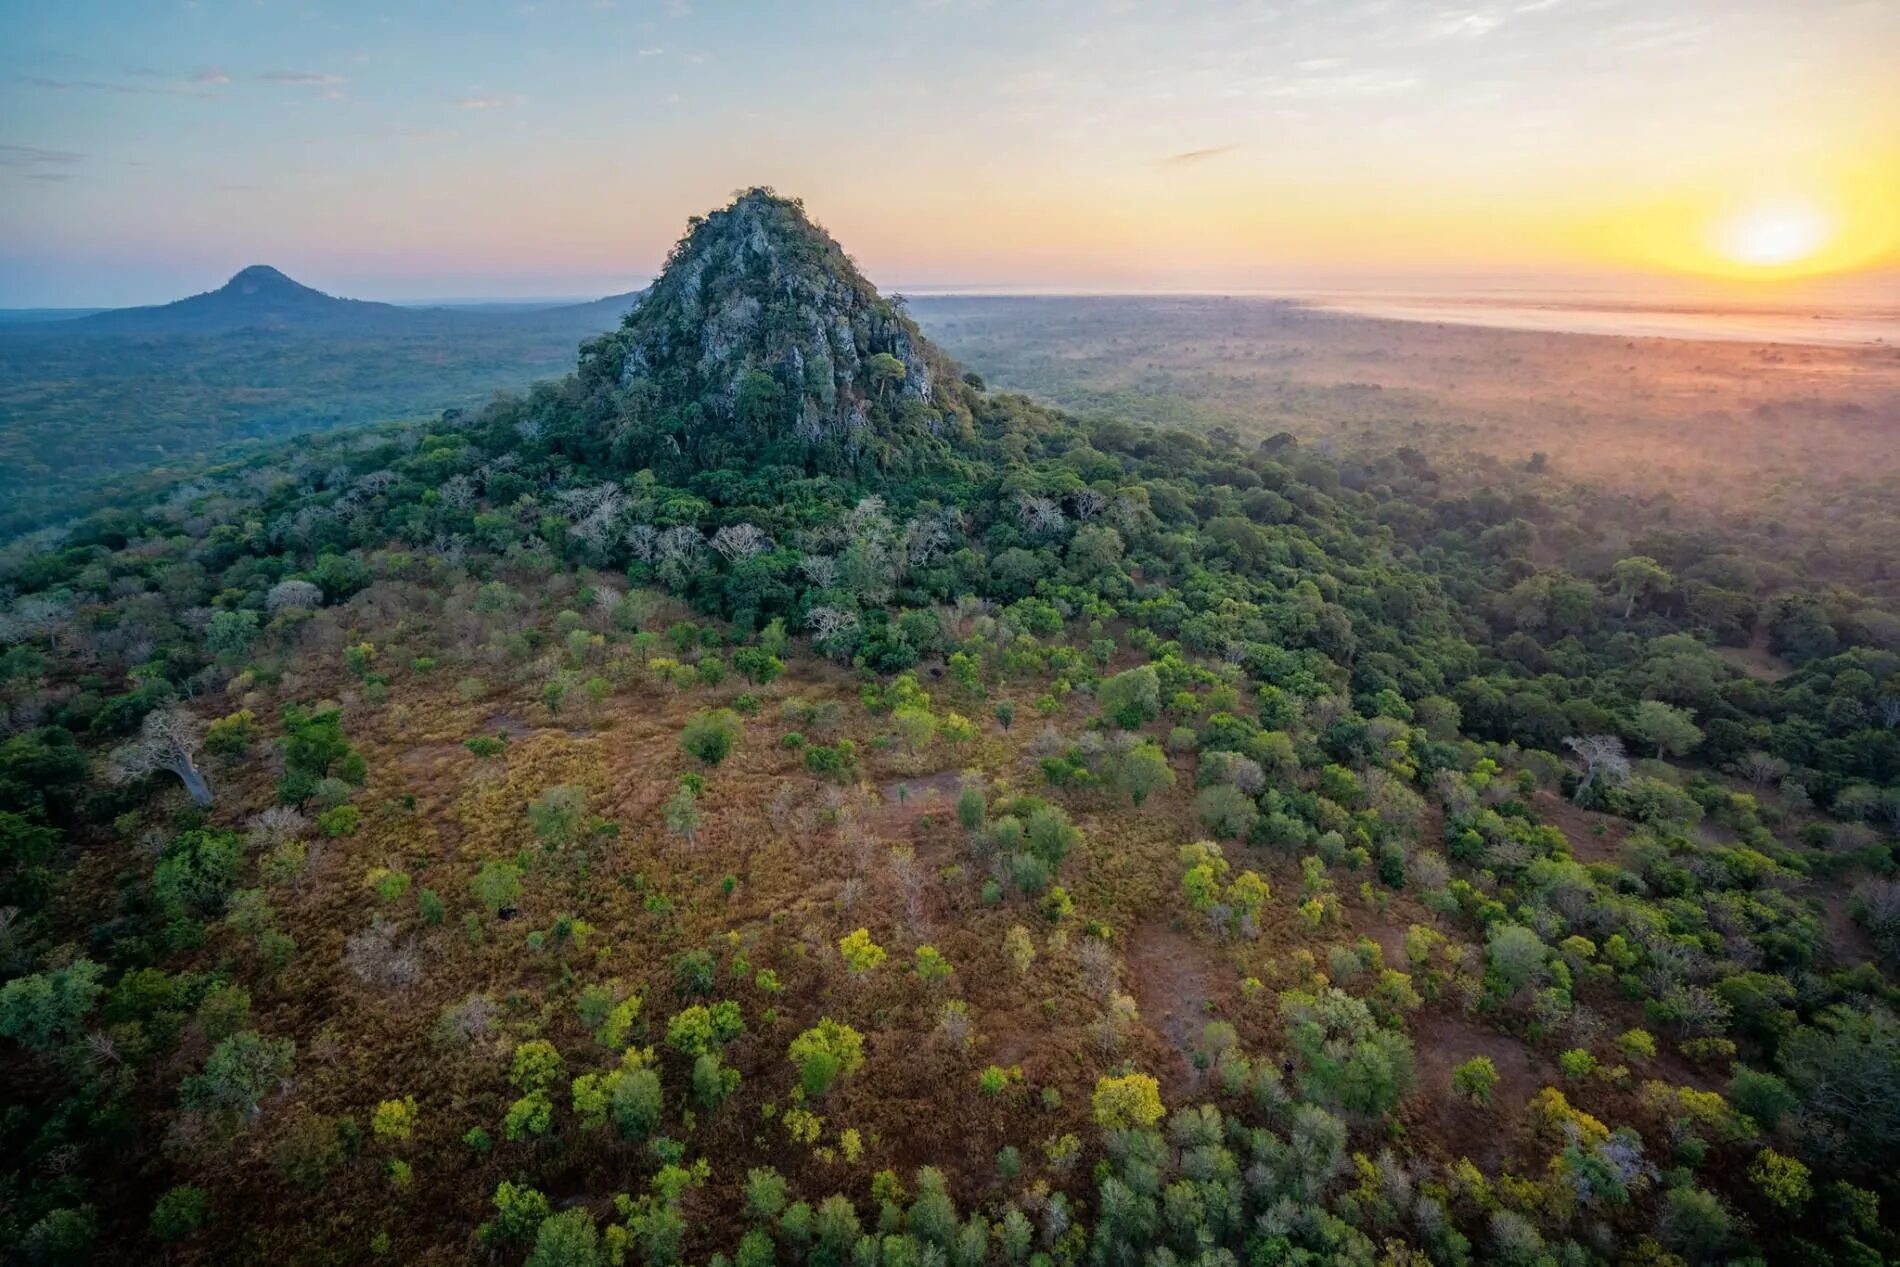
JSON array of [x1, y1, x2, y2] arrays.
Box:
[[109, 706, 213, 806]]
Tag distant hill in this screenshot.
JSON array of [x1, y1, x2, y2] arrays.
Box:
[[0, 307, 106, 325], [539, 288, 643, 328], [0, 274, 646, 537], [69, 265, 431, 334]]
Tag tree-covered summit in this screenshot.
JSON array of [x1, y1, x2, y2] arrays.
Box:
[[571, 188, 970, 476]]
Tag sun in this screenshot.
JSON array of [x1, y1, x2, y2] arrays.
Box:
[[1712, 199, 1834, 269]]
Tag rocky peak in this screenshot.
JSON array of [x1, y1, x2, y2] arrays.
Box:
[[582, 188, 965, 470]]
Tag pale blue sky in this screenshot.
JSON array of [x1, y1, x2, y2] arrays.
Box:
[[2, 0, 1896, 304]]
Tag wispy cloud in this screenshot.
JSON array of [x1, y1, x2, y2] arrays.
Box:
[[639, 47, 664, 56], [0, 144, 86, 167], [260, 70, 346, 85], [193, 68, 231, 85], [392, 126, 457, 141], [1265, 69, 1418, 99], [1155, 144, 1239, 167], [457, 94, 527, 109], [24, 74, 215, 97], [0, 144, 85, 182]]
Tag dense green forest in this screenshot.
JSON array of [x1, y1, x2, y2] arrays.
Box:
[[2, 190, 1897, 1267]]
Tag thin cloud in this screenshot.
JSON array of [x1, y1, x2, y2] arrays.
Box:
[[1155, 145, 1239, 167], [392, 126, 457, 141], [0, 144, 86, 167], [260, 70, 346, 85], [24, 75, 214, 97], [457, 94, 527, 109], [639, 47, 664, 56], [193, 68, 231, 85]]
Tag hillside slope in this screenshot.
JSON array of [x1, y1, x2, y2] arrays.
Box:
[[0, 189, 1895, 1267]]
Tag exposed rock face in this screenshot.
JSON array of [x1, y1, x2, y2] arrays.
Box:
[[581, 188, 965, 471]]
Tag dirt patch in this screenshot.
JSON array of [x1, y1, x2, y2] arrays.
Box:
[[1533, 791, 1629, 864], [1716, 633, 1794, 682], [483, 712, 535, 738], [1124, 921, 1220, 1097], [881, 770, 965, 804], [1812, 876, 1881, 968], [1406, 1008, 1548, 1170]]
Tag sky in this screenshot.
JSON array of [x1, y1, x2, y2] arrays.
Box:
[[2, 0, 1897, 305]]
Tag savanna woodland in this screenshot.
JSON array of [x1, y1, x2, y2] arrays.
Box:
[[3, 190, 1898, 1267]]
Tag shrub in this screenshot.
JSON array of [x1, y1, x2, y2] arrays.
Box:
[[681, 709, 742, 765], [1452, 1056, 1500, 1106], [839, 928, 886, 974], [491, 1181, 551, 1242], [693, 1052, 741, 1110], [1558, 1049, 1598, 1080], [914, 945, 953, 986], [204, 710, 256, 758], [1091, 1073, 1164, 1131], [151, 1185, 209, 1242], [1749, 1147, 1812, 1211], [956, 784, 985, 831], [1615, 1029, 1657, 1063], [666, 1000, 745, 1056], [371, 1095, 419, 1143], [511, 1039, 563, 1092]]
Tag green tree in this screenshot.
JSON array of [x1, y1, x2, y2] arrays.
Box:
[[1098, 666, 1161, 729], [839, 928, 886, 974], [526, 1208, 599, 1267], [788, 1018, 865, 1097], [0, 957, 103, 1052], [527, 784, 589, 849], [470, 858, 525, 915], [1630, 699, 1702, 759], [1610, 555, 1672, 619], [892, 706, 938, 755], [1452, 1055, 1500, 1106], [185, 1030, 296, 1116], [1113, 741, 1175, 806], [150, 1185, 209, 1242], [1194, 783, 1258, 839]]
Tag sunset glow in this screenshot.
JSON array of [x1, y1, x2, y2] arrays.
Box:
[[1716, 201, 1834, 269], [2, 1, 1897, 303]]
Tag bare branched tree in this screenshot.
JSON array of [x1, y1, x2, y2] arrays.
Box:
[[109, 706, 212, 806], [798, 554, 841, 588], [556, 483, 628, 549], [710, 522, 771, 561], [266, 579, 324, 614], [1563, 734, 1630, 804], [1016, 493, 1065, 536]]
